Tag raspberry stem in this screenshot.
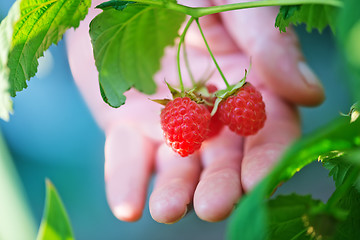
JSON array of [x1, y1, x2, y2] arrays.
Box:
[[177, 17, 195, 94], [182, 41, 196, 86], [195, 18, 230, 88], [140, 0, 342, 18]]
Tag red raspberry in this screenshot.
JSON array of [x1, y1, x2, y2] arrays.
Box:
[[218, 83, 266, 136], [205, 84, 224, 139], [207, 109, 224, 139], [206, 83, 218, 94], [160, 97, 211, 157]]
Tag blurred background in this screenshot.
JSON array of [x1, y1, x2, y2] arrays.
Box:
[[0, 1, 352, 239]]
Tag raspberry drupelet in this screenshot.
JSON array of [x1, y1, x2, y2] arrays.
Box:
[[160, 97, 211, 157], [218, 82, 266, 136]]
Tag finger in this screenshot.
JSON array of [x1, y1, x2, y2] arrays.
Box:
[[241, 89, 301, 192], [104, 122, 155, 221], [149, 144, 201, 224], [194, 129, 243, 222], [214, 0, 325, 106]]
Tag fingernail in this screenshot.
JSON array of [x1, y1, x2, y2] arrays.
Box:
[[298, 61, 322, 87], [165, 207, 188, 224]]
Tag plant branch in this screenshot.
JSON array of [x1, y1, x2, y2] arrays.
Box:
[[177, 17, 194, 93], [196, 18, 230, 88], [138, 0, 343, 18], [188, 0, 343, 17], [182, 41, 196, 86]]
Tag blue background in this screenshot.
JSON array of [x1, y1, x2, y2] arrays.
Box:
[[0, 1, 352, 239]]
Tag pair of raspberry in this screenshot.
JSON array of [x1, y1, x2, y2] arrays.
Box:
[[160, 82, 266, 157]]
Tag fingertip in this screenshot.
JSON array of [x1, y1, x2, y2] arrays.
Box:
[[194, 169, 241, 222], [106, 180, 147, 222], [195, 198, 235, 223], [297, 61, 325, 106], [113, 203, 143, 222], [195, 129, 242, 222], [104, 123, 155, 223], [149, 182, 190, 224], [149, 144, 201, 223]]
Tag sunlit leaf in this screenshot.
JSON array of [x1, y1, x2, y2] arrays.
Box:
[[6, 0, 91, 97], [0, 2, 20, 120], [36, 179, 74, 240], [320, 152, 351, 188]]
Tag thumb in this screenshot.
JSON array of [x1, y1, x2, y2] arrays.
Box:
[[213, 0, 325, 106]]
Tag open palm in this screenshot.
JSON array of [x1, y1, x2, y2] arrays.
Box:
[[66, 0, 324, 223]]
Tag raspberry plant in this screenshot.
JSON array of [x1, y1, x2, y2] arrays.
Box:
[[1, 0, 360, 240]]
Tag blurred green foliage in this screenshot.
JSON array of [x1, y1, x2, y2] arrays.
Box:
[[36, 180, 74, 240]]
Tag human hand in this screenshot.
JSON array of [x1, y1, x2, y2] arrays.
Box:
[[65, 0, 324, 223]]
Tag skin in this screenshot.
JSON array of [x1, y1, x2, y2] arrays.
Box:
[[65, 0, 324, 223]]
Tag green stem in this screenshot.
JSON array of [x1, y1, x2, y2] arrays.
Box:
[[195, 18, 230, 88], [189, 0, 342, 17], [182, 41, 196, 86], [177, 17, 194, 93], [289, 229, 307, 240], [144, 0, 343, 18]]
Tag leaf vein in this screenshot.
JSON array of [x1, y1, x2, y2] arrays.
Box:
[[13, 0, 62, 88], [97, 7, 152, 63]]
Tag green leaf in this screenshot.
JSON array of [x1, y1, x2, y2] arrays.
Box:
[[0, 125, 37, 240], [275, 5, 300, 32], [227, 117, 360, 240], [89, 4, 185, 107], [333, 187, 360, 239], [267, 194, 345, 240], [96, 1, 137, 11], [320, 150, 360, 239], [36, 179, 74, 240], [6, 0, 91, 97], [337, 0, 360, 101], [321, 152, 352, 188], [275, 4, 338, 33], [0, 2, 20, 121]]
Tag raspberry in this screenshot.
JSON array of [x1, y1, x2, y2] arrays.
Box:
[[206, 83, 218, 94], [160, 97, 211, 157], [205, 84, 224, 139], [207, 109, 223, 139], [218, 82, 266, 136]]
